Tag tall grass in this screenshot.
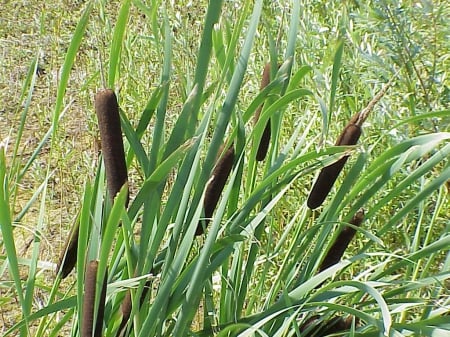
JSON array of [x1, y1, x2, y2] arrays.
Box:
[[1, 0, 449, 336]]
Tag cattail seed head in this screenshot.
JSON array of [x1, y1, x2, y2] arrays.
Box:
[[256, 122, 271, 162], [254, 63, 273, 162], [335, 123, 362, 147], [95, 266, 107, 337], [307, 123, 361, 209], [119, 279, 152, 335], [318, 208, 365, 272], [95, 89, 129, 206], [56, 223, 79, 278], [196, 144, 235, 235], [300, 314, 355, 337], [253, 63, 272, 123], [82, 261, 107, 337]]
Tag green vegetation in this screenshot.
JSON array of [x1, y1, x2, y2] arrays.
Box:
[[0, 0, 449, 336]]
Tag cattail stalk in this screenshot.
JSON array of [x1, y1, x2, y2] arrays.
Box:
[[254, 63, 272, 161], [95, 89, 129, 206], [196, 144, 235, 235], [318, 208, 365, 272], [82, 261, 108, 337]]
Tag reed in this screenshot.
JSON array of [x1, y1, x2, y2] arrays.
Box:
[[318, 208, 365, 272], [81, 261, 108, 337], [196, 144, 235, 235], [254, 63, 272, 161]]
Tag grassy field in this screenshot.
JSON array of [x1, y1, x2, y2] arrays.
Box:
[[0, 0, 449, 336]]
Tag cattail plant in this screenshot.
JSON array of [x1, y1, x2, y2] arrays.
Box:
[[196, 143, 235, 235], [82, 260, 108, 337], [307, 78, 395, 209], [318, 208, 365, 272], [254, 63, 273, 161]]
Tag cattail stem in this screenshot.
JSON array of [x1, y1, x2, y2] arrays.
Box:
[[95, 89, 129, 206], [254, 63, 272, 161], [196, 144, 235, 235], [82, 261, 107, 337], [318, 208, 365, 272]]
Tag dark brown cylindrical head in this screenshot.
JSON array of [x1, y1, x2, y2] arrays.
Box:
[[118, 279, 152, 335], [81, 261, 107, 337], [256, 122, 271, 162], [307, 123, 361, 209], [196, 144, 235, 235], [254, 63, 273, 162], [95, 89, 129, 206], [335, 123, 362, 146], [95, 267, 108, 337], [300, 314, 355, 336], [56, 223, 79, 278], [318, 208, 365, 272], [81, 261, 97, 337]]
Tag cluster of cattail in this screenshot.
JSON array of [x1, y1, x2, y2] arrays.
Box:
[[55, 62, 394, 335], [196, 143, 235, 235], [81, 261, 108, 337]]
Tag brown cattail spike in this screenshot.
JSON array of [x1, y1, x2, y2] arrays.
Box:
[[95, 267, 108, 337], [307, 123, 362, 209], [300, 314, 355, 337], [56, 222, 79, 278], [318, 208, 365, 272], [254, 63, 273, 161], [307, 76, 396, 209], [196, 144, 235, 235], [118, 279, 152, 335], [95, 89, 129, 206], [81, 261, 107, 337]]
